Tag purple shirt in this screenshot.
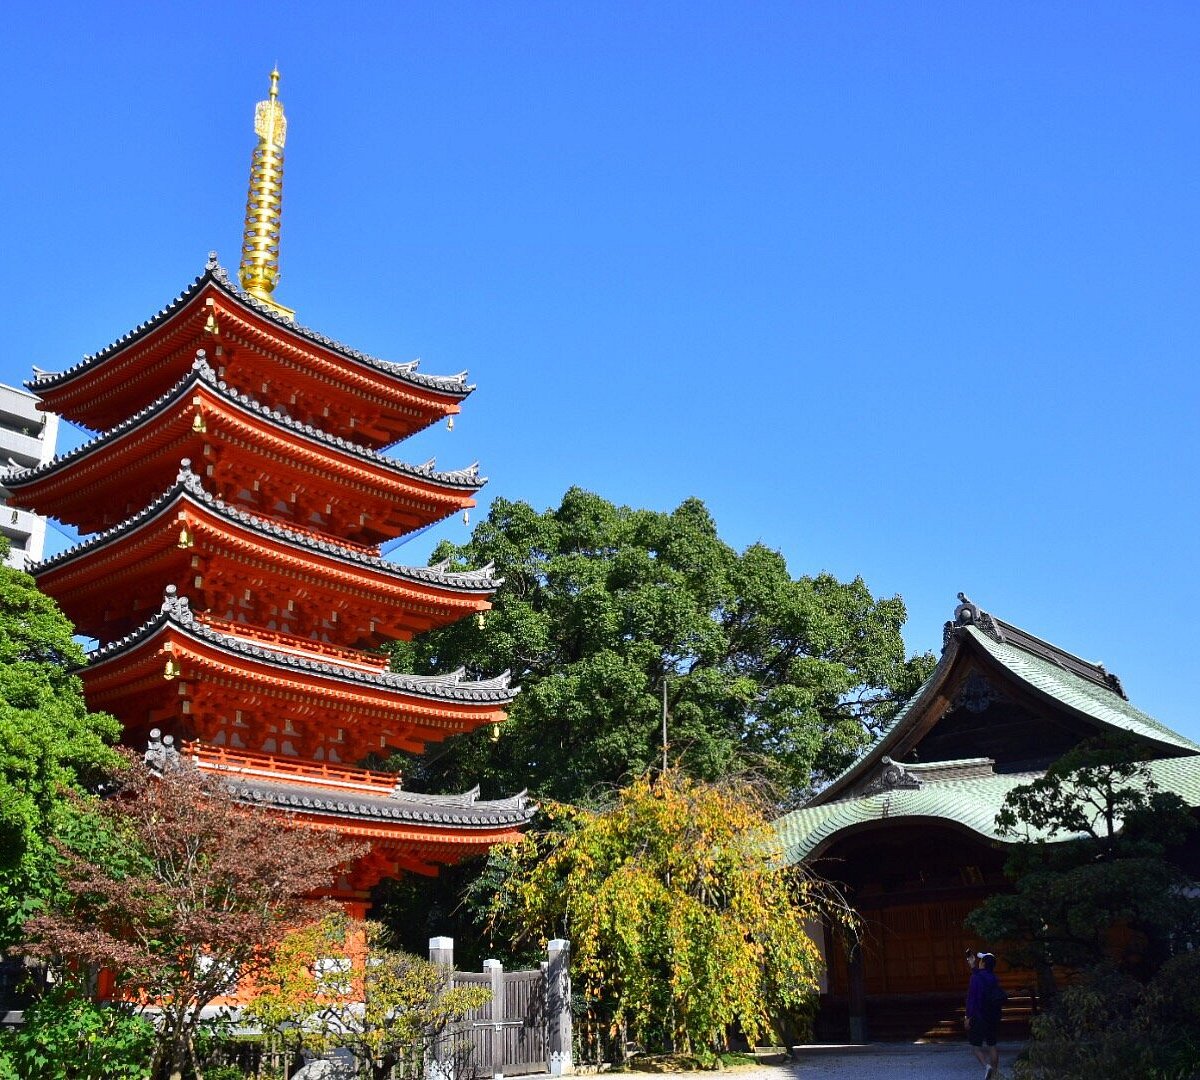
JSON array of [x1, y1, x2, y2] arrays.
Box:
[[966, 969, 1000, 1020]]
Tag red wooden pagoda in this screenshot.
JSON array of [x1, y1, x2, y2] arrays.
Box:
[[9, 73, 530, 913]]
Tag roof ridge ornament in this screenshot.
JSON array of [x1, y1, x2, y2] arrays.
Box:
[[238, 70, 295, 320], [161, 584, 194, 624], [953, 592, 980, 625], [192, 348, 215, 380], [145, 727, 183, 772], [946, 592, 1006, 648], [176, 458, 204, 493], [860, 756, 922, 797]]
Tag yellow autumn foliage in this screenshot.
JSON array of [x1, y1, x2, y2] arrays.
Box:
[[486, 769, 841, 1056]]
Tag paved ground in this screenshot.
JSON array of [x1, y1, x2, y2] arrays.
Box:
[[795, 1044, 1021, 1078], [655, 1044, 1024, 1080]]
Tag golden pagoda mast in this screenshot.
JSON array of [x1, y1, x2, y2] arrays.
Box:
[[238, 69, 294, 318]]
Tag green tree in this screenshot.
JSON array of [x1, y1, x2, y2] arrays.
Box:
[[0, 546, 120, 949], [1010, 953, 1200, 1080], [966, 735, 1200, 1002], [391, 488, 932, 803], [477, 769, 848, 1061]]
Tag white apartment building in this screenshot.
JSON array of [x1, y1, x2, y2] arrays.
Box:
[[0, 382, 59, 570]]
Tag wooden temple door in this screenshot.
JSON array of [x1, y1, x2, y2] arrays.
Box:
[[863, 898, 979, 995]]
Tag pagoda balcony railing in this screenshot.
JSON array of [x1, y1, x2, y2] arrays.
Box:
[[183, 740, 401, 794], [197, 613, 390, 670]]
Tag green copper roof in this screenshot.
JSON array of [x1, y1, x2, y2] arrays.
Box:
[[966, 626, 1200, 754], [1147, 755, 1200, 805], [777, 769, 1043, 863], [776, 753, 1200, 865]]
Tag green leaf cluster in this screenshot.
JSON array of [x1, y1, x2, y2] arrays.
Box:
[[0, 986, 153, 1080], [0, 556, 120, 947], [479, 770, 844, 1058], [391, 488, 932, 803]]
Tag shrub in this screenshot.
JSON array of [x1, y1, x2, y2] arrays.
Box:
[[0, 987, 153, 1080], [1014, 953, 1200, 1080]]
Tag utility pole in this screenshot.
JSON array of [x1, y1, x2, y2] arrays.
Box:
[[661, 676, 669, 774]]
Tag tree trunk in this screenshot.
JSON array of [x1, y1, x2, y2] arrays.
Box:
[[1034, 953, 1058, 1011], [188, 1030, 206, 1080]]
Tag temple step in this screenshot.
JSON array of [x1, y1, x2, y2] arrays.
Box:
[[815, 993, 1036, 1044]]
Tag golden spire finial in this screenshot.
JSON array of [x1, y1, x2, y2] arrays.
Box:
[[238, 69, 294, 319]]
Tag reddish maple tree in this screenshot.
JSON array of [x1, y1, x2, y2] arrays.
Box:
[[22, 747, 364, 1080]]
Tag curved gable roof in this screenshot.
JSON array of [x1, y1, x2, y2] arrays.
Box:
[[781, 596, 1200, 871], [810, 598, 1198, 811]]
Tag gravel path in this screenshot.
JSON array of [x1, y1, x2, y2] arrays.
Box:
[[626, 1044, 1024, 1080]]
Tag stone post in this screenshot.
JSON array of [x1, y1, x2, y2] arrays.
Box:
[[546, 939, 573, 1076], [429, 936, 455, 969], [484, 958, 505, 1080], [427, 938, 455, 1080]]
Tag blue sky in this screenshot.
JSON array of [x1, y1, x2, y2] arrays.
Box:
[[2, 3, 1197, 741]]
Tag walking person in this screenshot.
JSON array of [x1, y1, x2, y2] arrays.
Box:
[[965, 951, 1005, 1079]]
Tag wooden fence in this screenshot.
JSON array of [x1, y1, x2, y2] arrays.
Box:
[[430, 938, 572, 1079]]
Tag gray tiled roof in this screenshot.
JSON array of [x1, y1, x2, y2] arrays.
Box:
[[33, 461, 501, 593], [144, 732, 533, 829], [26, 254, 474, 399], [91, 586, 517, 704], [228, 776, 534, 828], [7, 354, 484, 494]]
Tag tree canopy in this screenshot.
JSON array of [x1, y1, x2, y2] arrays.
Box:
[[391, 488, 933, 803], [966, 736, 1200, 1078], [0, 551, 120, 947]]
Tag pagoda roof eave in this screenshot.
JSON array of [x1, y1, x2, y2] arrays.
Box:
[[7, 355, 485, 497], [32, 468, 501, 595], [226, 775, 535, 830], [87, 588, 518, 706], [26, 255, 475, 401], [149, 738, 535, 835]]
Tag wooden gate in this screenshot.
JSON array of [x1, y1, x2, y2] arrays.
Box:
[[429, 938, 572, 1079]]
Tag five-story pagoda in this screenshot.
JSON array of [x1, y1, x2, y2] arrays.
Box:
[[9, 73, 531, 914]]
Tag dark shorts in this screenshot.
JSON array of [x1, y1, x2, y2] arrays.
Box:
[[968, 1014, 999, 1047]]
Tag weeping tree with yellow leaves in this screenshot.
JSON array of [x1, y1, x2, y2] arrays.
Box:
[[476, 769, 849, 1062]]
